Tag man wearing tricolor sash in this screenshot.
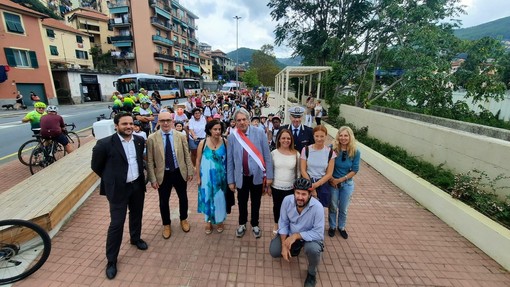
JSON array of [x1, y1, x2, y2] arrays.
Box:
[[227, 108, 274, 238]]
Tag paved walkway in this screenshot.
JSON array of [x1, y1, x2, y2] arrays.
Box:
[[3, 97, 509, 286]]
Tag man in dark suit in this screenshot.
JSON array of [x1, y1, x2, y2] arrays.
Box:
[[91, 113, 148, 280], [281, 106, 315, 153]]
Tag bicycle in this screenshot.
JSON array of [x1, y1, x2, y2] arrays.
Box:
[[18, 124, 80, 166], [17, 130, 43, 166], [0, 219, 51, 284], [28, 138, 66, 175]]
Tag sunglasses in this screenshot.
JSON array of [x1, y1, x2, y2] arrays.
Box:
[[341, 151, 347, 162]]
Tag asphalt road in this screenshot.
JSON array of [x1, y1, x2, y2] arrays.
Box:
[[0, 99, 186, 165]]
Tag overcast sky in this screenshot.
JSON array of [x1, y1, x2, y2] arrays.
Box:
[[185, 0, 510, 58]]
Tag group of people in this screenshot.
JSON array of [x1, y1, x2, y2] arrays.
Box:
[[91, 90, 361, 287], [21, 102, 74, 154]]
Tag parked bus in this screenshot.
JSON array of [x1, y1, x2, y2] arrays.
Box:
[[114, 73, 181, 100], [177, 78, 201, 97]]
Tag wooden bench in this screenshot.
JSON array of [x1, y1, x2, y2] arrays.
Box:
[[0, 141, 99, 232]]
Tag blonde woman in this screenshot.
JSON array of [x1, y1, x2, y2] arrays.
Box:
[[327, 126, 360, 239], [300, 125, 336, 204]]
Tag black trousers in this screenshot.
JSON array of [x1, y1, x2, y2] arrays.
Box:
[[158, 168, 188, 225], [106, 177, 145, 263], [237, 175, 263, 227], [315, 117, 322, 125], [271, 187, 294, 224]]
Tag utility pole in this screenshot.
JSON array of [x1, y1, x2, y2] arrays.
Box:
[[233, 16, 241, 87]]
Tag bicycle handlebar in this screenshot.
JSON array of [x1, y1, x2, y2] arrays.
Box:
[[65, 123, 76, 131]]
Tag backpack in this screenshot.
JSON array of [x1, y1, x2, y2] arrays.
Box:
[[321, 108, 328, 117]]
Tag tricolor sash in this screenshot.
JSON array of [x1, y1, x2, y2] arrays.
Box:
[[232, 127, 266, 173]]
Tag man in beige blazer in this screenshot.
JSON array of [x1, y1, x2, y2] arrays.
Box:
[[147, 111, 194, 239]]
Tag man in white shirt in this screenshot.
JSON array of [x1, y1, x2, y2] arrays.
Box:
[[187, 108, 207, 165]]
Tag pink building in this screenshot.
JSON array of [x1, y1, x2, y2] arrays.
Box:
[[0, 0, 56, 106]]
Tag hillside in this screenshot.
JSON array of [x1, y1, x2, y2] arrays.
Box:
[[226, 48, 301, 68], [454, 16, 510, 41]]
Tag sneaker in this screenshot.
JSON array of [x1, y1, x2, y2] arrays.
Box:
[[339, 228, 348, 239], [304, 272, 317, 287], [252, 226, 261, 238], [328, 228, 335, 237], [236, 224, 246, 238]]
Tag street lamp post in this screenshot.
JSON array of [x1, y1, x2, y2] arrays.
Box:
[[233, 16, 241, 87]]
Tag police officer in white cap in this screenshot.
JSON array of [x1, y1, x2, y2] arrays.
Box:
[[280, 106, 314, 153]]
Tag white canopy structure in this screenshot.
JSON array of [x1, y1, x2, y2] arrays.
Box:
[[274, 66, 332, 123]]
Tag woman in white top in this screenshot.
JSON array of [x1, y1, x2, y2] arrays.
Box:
[[268, 129, 300, 233], [300, 125, 336, 203], [314, 100, 323, 126]]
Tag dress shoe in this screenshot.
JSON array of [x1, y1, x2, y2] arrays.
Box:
[[339, 228, 348, 239], [105, 262, 117, 279], [163, 225, 172, 239], [130, 239, 148, 250], [180, 219, 190, 232], [328, 228, 335, 237]]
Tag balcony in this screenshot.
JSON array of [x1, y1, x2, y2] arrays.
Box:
[[109, 18, 131, 27], [108, 0, 129, 8], [152, 35, 173, 47], [108, 0, 129, 14], [154, 52, 174, 62], [110, 35, 133, 42], [151, 18, 172, 31], [112, 51, 135, 60]]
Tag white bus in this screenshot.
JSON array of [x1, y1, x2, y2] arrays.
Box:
[[114, 73, 181, 100], [177, 78, 201, 97]]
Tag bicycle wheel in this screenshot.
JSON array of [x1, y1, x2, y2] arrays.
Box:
[[66, 132, 81, 150], [109, 110, 116, 119], [52, 143, 66, 161], [0, 219, 51, 284], [17, 139, 39, 166], [29, 146, 47, 175]]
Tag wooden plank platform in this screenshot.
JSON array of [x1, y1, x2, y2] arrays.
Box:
[[0, 141, 99, 232]]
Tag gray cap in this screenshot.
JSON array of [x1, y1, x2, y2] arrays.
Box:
[[288, 106, 306, 117]]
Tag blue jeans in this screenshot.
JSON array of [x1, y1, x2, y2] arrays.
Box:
[[328, 180, 354, 229]]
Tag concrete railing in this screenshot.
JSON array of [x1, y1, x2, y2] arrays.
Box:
[[323, 123, 510, 271], [340, 104, 510, 199]]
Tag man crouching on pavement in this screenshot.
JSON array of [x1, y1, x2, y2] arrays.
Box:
[[269, 178, 325, 287]]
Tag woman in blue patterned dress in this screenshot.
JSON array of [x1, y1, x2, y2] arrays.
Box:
[[196, 119, 228, 234]]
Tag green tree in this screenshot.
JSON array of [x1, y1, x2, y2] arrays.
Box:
[[12, 0, 62, 19], [242, 68, 259, 88], [90, 46, 118, 72], [251, 45, 280, 86], [453, 37, 508, 105]]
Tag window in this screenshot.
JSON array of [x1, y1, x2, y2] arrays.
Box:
[[89, 36, 95, 43], [76, 35, 83, 43], [4, 12, 24, 34], [174, 51, 180, 57], [183, 53, 188, 59], [46, 29, 55, 38], [75, 50, 88, 59], [49, 45, 59, 56], [4, 48, 38, 68], [173, 35, 178, 42], [159, 63, 164, 74], [176, 65, 181, 73], [156, 29, 161, 36], [181, 39, 186, 45]]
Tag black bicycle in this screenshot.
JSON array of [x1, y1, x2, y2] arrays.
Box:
[[18, 124, 80, 166], [0, 219, 51, 284]]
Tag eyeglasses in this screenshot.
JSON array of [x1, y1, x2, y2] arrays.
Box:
[[341, 151, 347, 162]]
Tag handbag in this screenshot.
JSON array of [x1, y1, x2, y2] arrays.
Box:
[[316, 183, 331, 207]]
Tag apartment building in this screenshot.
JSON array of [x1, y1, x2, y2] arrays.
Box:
[[0, 0, 56, 106], [41, 18, 93, 69], [199, 52, 212, 80], [107, 0, 200, 77], [64, 7, 113, 55]]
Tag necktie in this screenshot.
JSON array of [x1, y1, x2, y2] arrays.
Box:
[[243, 149, 249, 176], [293, 128, 298, 138], [165, 133, 175, 172]]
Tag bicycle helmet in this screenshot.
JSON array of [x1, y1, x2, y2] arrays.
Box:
[[34, 102, 47, 108], [46, 105, 58, 113], [140, 98, 151, 104], [294, 178, 312, 191]]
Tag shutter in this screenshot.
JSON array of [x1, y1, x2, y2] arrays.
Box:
[[29, 51, 38, 68], [75, 50, 79, 58], [4, 48, 17, 67], [85, 51, 88, 59]]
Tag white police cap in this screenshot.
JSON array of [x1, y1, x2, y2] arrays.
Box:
[[288, 106, 305, 117]]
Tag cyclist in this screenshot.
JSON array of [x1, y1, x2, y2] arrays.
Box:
[[122, 93, 136, 112], [132, 98, 154, 135], [112, 94, 123, 115], [40, 105, 73, 154], [21, 101, 46, 134]]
